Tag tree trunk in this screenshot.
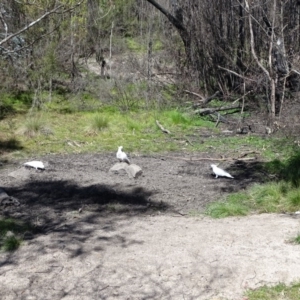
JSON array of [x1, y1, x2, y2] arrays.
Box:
[[144, 0, 192, 63]]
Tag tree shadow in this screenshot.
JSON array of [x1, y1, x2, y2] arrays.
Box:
[[1, 179, 168, 237], [220, 150, 300, 193], [0, 177, 240, 300], [223, 160, 271, 192], [0, 179, 171, 280]]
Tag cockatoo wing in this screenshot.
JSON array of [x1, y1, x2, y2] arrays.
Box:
[[116, 147, 130, 164], [24, 161, 45, 170], [211, 165, 234, 178], [120, 152, 130, 164]]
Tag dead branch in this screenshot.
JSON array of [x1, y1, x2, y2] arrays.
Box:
[[0, 5, 63, 46], [202, 91, 221, 105], [232, 90, 252, 105], [215, 112, 221, 127], [164, 156, 256, 162], [153, 72, 182, 77], [0, 2, 83, 47], [209, 112, 230, 125], [244, 0, 271, 81], [218, 66, 256, 82], [184, 90, 205, 100], [194, 104, 241, 115], [238, 151, 261, 158], [291, 69, 300, 76], [156, 120, 171, 134], [0, 10, 8, 38]]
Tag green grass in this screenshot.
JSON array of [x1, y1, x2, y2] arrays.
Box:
[[205, 192, 250, 218], [0, 108, 217, 157], [292, 234, 300, 244], [85, 114, 109, 134], [0, 218, 32, 251], [246, 282, 300, 299], [206, 181, 300, 218], [0, 92, 32, 118], [0, 105, 298, 160], [205, 149, 300, 219], [17, 114, 48, 137], [125, 37, 146, 52], [0, 91, 299, 162], [3, 235, 21, 251]]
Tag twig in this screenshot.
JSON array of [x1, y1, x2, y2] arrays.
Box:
[[156, 120, 171, 134], [215, 113, 221, 127], [209, 112, 230, 124], [232, 90, 252, 105], [0, 2, 84, 47], [238, 151, 261, 158], [291, 69, 300, 76], [184, 89, 205, 100], [202, 91, 220, 105], [218, 66, 256, 82], [0, 5, 63, 46], [244, 0, 271, 81], [0, 10, 8, 38], [99, 285, 110, 292]]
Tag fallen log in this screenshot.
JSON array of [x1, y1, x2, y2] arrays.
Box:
[[194, 104, 241, 116], [209, 111, 230, 125], [202, 91, 220, 105]]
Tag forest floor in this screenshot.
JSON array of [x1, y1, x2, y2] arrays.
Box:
[[1, 152, 300, 300]]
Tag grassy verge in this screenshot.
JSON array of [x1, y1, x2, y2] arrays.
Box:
[[245, 282, 300, 300], [206, 151, 300, 218], [206, 181, 300, 218], [0, 106, 297, 160], [1, 109, 212, 157]]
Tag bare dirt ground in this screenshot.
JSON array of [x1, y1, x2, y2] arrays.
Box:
[[1, 153, 300, 300]]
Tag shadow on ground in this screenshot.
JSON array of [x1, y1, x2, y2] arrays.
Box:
[[0, 179, 171, 274], [222, 160, 272, 192], [179, 159, 271, 194], [1, 178, 169, 243]]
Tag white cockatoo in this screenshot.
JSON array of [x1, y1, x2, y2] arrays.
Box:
[[211, 164, 234, 179], [24, 161, 45, 170], [116, 146, 130, 164]]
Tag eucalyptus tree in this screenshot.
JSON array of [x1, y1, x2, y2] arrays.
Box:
[[0, 0, 85, 95], [144, 0, 300, 121]]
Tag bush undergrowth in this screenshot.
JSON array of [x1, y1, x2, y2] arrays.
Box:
[[85, 114, 109, 134], [0, 218, 32, 252]]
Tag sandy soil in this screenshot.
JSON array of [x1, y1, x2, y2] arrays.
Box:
[[1, 153, 300, 300]]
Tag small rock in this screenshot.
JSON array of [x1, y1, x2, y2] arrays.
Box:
[[1, 197, 20, 206], [0, 188, 20, 206], [126, 164, 143, 179], [109, 163, 128, 175], [109, 163, 143, 179], [23, 231, 34, 240]]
